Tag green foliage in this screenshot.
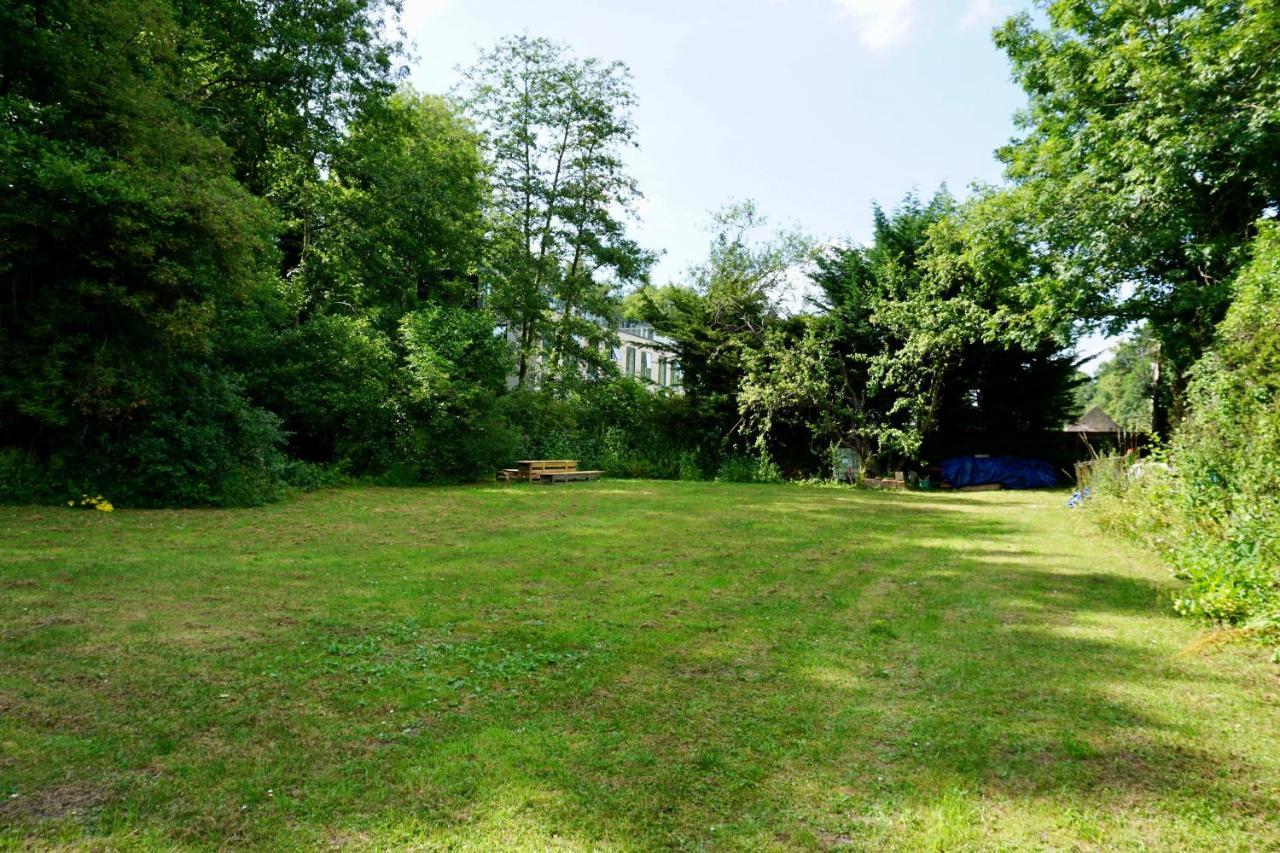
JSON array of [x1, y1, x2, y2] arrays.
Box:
[[172, 0, 404, 279], [498, 378, 691, 479], [634, 202, 815, 467], [715, 454, 783, 484], [742, 191, 1078, 474], [248, 315, 398, 470], [456, 35, 654, 387], [307, 90, 489, 326], [0, 0, 286, 506], [1075, 328, 1157, 431], [394, 306, 518, 481], [92, 368, 288, 507], [0, 450, 64, 505], [994, 0, 1280, 427], [677, 451, 705, 481], [1098, 223, 1280, 636]]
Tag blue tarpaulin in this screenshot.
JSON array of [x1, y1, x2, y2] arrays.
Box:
[[940, 455, 1059, 490]]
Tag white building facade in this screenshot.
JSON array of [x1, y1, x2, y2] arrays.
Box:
[[612, 321, 681, 390], [504, 319, 681, 392]]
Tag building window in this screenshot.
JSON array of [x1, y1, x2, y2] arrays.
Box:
[[658, 358, 668, 386], [640, 351, 650, 381], [671, 364, 681, 387], [625, 347, 636, 376]]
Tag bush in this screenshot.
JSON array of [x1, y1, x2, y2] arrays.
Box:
[[249, 314, 398, 472], [0, 449, 65, 504], [498, 378, 694, 480], [678, 451, 706, 481], [280, 460, 347, 492], [1095, 224, 1280, 639], [1, 366, 288, 508], [715, 453, 783, 484], [96, 367, 289, 507], [398, 396, 523, 483]]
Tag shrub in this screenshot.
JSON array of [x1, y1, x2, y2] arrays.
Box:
[[499, 378, 694, 480], [280, 461, 347, 492], [1, 367, 288, 508], [678, 451, 706, 481], [715, 453, 783, 484], [1095, 224, 1280, 639], [0, 449, 65, 505], [95, 367, 289, 507], [248, 314, 399, 472]]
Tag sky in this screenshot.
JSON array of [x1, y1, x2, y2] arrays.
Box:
[[397, 0, 1113, 367]]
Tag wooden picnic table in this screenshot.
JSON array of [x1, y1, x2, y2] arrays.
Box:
[[496, 459, 603, 484]]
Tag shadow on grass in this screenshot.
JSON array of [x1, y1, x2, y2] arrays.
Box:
[[0, 484, 1275, 848]]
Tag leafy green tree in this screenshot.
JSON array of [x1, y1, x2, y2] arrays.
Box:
[[456, 35, 654, 386], [993, 0, 1280, 431], [172, 0, 405, 283], [246, 89, 503, 474], [395, 305, 517, 480], [1076, 329, 1157, 432], [634, 202, 814, 460], [247, 315, 397, 470], [742, 191, 1078, 472], [0, 0, 284, 504], [306, 88, 489, 326]]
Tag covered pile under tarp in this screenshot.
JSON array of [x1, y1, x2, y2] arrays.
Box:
[[940, 455, 1059, 490]]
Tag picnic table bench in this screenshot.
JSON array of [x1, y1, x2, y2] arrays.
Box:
[[496, 459, 603, 484]]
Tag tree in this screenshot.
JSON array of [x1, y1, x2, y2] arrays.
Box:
[[172, 0, 405, 287], [1075, 329, 1157, 432], [0, 0, 285, 504], [634, 202, 814, 460], [741, 191, 1078, 473], [245, 89, 504, 473], [993, 0, 1280, 432], [306, 88, 489, 327], [456, 35, 654, 387]]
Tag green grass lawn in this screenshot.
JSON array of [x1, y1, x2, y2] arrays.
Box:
[[1, 482, 1277, 850]]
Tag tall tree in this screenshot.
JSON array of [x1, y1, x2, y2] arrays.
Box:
[[637, 202, 814, 457], [241, 88, 501, 472], [172, 0, 405, 286], [456, 35, 653, 387], [306, 88, 489, 326], [0, 0, 284, 504], [740, 191, 1078, 472], [993, 0, 1280, 432]]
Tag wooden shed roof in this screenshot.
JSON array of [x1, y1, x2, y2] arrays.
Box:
[[1065, 406, 1123, 434]]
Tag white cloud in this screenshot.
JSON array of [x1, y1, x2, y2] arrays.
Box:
[[834, 0, 919, 51], [959, 0, 1008, 32]]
